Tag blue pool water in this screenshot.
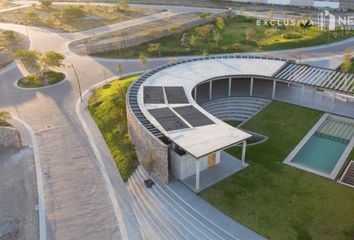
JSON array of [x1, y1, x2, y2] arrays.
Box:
[[292, 133, 349, 174]]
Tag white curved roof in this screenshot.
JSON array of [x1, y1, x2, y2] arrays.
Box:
[[137, 57, 287, 158]]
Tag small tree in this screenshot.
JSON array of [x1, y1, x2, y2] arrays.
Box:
[[189, 34, 198, 47], [147, 43, 161, 56], [139, 53, 147, 71], [213, 30, 221, 47], [168, 57, 177, 63], [60, 6, 85, 22], [244, 28, 255, 43], [2, 30, 15, 41], [268, 10, 274, 19], [38, 51, 65, 79], [13, 49, 40, 71], [341, 48, 353, 72], [115, 62, 123, 78], [216, 17, 225, 30], [195, 24, 214, 40], [239, 7, 245, 17]]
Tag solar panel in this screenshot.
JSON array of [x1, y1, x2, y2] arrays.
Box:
[[164, 87, 189, 104], [149, 107, 189, 131], [144, 86, 165, 104], [173, 105, 214, 127]]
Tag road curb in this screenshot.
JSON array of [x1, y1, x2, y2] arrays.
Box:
[[9, 116, 47, 240]]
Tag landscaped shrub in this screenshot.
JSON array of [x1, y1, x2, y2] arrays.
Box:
[[282, 32, 303, 39], [60, 6, 86, 22]]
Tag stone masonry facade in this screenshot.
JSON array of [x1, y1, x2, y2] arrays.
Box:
[[127, 107, 169, 183], [0, 127, 21, 148]]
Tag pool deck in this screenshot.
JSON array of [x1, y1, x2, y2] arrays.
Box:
[[284, 113, 354, 179]]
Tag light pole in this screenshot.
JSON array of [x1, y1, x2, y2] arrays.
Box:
[[69, 63, 83, 102]]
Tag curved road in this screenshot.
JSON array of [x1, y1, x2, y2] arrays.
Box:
[[0, 2, 353, 239]]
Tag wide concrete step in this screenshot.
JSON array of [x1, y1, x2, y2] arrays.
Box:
[[136, 166, 237, 240]]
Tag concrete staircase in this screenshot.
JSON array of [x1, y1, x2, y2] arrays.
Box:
[[340, 161, 354, 188], [317, 119, 354, 141], [201, 97, 271, 123], [127, 166, 240, 240]]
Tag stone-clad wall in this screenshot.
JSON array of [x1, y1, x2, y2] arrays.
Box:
[[0, 127, 21, 148], [127, 107, 169, 183], [71, 10, 234, 55]]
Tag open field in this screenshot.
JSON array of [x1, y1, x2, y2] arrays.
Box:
[[95, 16, 354, 58], [0, 0, 17, 10], [200, 102, 354, 240], [88, 75, 140, 181], [0, 4, 161, 32], [0, 30, 28, 69]]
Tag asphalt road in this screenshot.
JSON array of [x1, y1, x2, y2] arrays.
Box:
[[0, 2, 353, 239]]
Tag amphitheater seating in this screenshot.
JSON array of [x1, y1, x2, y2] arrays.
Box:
[[201, 97, 271, 123]]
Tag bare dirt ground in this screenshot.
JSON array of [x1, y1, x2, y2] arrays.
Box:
[[0, 146, 38, 240]]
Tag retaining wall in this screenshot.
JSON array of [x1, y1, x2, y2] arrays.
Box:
[[126, 107, 169, 183], [0, 126, 21, 148], [71, 10, 234, 55]]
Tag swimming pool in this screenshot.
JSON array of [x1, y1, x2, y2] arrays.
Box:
[[292, 133, 349, 175], [284, 114, 354, 179]]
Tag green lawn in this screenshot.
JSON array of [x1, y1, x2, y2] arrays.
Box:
[[200, 102, 354, 240], [88, 75, 140, 181], [95, 16, 354, 58]]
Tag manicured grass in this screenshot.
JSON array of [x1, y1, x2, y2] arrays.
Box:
[[88, 75, 140, 181], [95, 16, 354, 58], [200, 102, 354, 240], [0, 5, 160, 32], [17, 71, 65, 88]]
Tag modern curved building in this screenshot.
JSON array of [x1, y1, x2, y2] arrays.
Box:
[[126, 55, 354, 192]]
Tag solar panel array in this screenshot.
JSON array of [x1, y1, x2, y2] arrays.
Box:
[[144, 86, 165, 104], [149, 108, 189, 131], [173, 105, 214, 127], [274, 63, 354, 94], [164, 87, 189, 104]]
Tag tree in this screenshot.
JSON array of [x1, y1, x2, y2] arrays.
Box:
[[38, 51, 65, 77], [13, 49, 40, 71], [189, 34, 198, 47], [116, 0, 129, 12], [139, 53, 147, 71], [244, 28, 255, 43], [195, 24, 214, 40], [147, 43, 161, 56], [341, 48, 353, 72], [212, 30, 221, 47], [216, 17, 225, 30], [168, 57, 177, 63], [239, 7, 245, 17], [115, 62, 123, 78], [268, 10, 274, 19]]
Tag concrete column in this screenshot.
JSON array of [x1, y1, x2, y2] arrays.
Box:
[[249, 77, 254, 96], [241, 140, 246, 167], [196, 159, 200, 190], [228, 78, 232, 96], [272, 80, 277, 99], [194, 87, 197, 100], [209, 80, 213, 99]]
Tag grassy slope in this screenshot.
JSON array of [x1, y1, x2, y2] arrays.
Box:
[[96, 16, 354, 58], [88, 75, 139, 181], [200, 102, 354, 240]]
